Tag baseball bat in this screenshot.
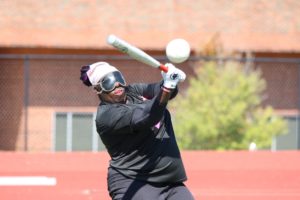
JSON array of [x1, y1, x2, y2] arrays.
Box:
[[107, 35, 168, 72]]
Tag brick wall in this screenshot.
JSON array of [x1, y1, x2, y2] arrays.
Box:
[[0, 52, 299, 151]]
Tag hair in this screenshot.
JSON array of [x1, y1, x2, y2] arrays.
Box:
[[80, 65, 105, 98], [80, 65, 92, 86]]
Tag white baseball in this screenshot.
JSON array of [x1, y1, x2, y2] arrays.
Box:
[[166, 38, 191, 63]]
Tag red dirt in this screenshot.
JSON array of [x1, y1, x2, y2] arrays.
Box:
[[0, 151, 300, 200]]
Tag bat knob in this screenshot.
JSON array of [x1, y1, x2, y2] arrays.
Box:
[[107, 34, 117, 45]]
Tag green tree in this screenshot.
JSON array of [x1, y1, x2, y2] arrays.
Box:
[[171, 61, 287, 150]]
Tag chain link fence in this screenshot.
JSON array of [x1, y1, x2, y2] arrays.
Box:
[[0, 54, 299, 151]]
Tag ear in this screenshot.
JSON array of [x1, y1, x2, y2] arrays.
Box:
[[93, 85, 102, 94]]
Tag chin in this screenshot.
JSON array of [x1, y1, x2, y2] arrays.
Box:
[[115, 94, 126, 103]]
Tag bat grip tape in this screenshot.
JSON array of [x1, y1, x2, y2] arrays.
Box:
[[159, 65, 168, 72]]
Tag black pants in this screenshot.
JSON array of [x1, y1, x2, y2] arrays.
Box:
[[107, 168, 195, 200]]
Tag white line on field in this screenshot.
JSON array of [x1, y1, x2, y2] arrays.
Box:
[[0, 176, 57, 186]]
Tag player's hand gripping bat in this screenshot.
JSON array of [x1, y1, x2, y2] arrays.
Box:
[[107, 35, 169, 72]]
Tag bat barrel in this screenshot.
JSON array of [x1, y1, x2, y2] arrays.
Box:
[[106, 34, 168, 72]]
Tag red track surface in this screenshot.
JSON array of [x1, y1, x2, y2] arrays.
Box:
[[1, 151, 300, 200]]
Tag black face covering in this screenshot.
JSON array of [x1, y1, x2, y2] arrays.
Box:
[[99, 71, 126, 92]]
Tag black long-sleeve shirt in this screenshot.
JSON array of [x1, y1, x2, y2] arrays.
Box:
[[95, 82, 187, 183]]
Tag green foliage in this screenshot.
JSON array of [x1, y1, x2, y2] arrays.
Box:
[[170, 61, 287, 150]]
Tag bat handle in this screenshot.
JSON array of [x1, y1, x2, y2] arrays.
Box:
[[159, 64, 168, 72]]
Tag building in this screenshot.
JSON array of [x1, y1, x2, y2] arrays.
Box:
[[0, 0, 300, 151]]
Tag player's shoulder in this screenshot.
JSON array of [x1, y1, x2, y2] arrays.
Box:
[[97, 103, 128, 115], [127, 82, 160, 96], [127, 83, 146, 94]]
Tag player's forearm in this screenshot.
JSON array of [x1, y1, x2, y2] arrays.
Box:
[[159, 87, 172, 105]]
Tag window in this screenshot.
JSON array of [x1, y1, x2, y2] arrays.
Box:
[[53, 112, 105, 151], [273, 116, 300, 150]]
